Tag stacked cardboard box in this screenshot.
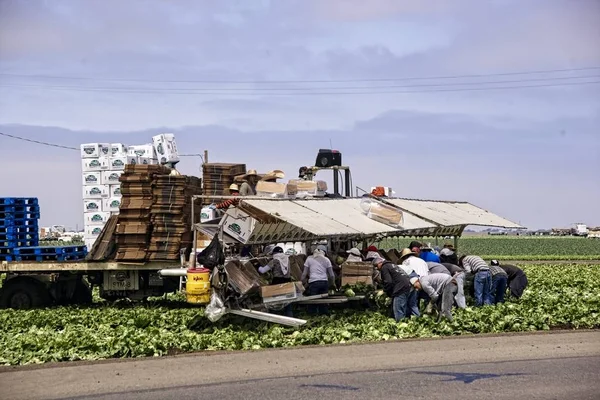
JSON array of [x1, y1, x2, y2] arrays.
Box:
[[81, 143, 126, 250], [201, 163, 246, 204], [114, 164, 170, 261], [341, 261, 374, 287], [147, 174, 202, 261]]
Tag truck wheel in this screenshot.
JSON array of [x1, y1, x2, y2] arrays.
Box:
[[72, 278, 93, 305], [0, 279, 51, 309]]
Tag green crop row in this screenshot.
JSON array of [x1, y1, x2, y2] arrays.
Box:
[[0, 263, 599, 366]]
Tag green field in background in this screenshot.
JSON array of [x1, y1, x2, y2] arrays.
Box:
[[377, 236, 600, 260]]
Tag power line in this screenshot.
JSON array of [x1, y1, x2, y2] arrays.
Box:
[[0, 131, 201, 157], [1, 74, 598, 92], [1, 80, 598, 96], [0, 131, 78, 150], [1, 66, 599, 84]]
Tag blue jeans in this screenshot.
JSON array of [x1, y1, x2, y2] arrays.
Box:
[[392, 292, 410, 321], [491, 275, 508, 304], [407, 289, 420, 317], [474, 270, 492, 306], [308, 281, 329, 315]]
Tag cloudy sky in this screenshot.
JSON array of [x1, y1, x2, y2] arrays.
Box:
[[0, 0, 599, 230]]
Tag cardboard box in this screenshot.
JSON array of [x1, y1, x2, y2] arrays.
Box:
[[152, 133, 180, 164], [127, 144, 155, 158], [109, 184, 122, 197], [288, 179, 327, 197], [85, 225, 104, 238], [83, 199, 103, 212], [342, 262, 373, 276], [82, 184, 110, 199], [127, 155, 159, 165], [81, 143, 110, 159], [84, 211, 111, 225], [220, 208, 255, 244], [341, 275, 373, 287], [260, 282, 296, 298], [101, 171, 123, 185], [108, 157, 127, 171], [103, 197, 122, 212], [81, 157, 109, 172], [82, 172, 102, 186], [110, 143, 128, 157]]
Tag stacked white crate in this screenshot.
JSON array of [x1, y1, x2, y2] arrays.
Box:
[[81, 143, 126, 250], [80, 135, 179, 251]]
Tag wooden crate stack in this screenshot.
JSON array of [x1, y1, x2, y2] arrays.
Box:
[[147, 175, 202, 261], [115, 164, 170, 261], [202, 163, 246, 204]]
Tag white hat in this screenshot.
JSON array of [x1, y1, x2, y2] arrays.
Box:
[[229, 183, 239, 191], [244, 169, 258, 178], [410, 277, 419, 285], [346, 248, 361, 257]]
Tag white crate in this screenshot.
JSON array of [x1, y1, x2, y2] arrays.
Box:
[[108, 184, 121, 197], [84, 226, 103, 238], [81, 157, 109, 172], [81, 143, 110, 159], [101, 170, 123, 185], [127, 144, 156, 158], [82, 172, 102, 186], [108, 157, 127, 171], [84, 211, 111, 225], [82, 184, 110, 199], [103, 197, 122, 212], [127, 155, 159, 165], [83, 199, 103, 213], [152, 133, 179, 164], [110, 143, 128, 157]]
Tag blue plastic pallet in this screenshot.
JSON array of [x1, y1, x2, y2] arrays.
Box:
[[0, 219, 39, 228], [0, 232, 39, 241], [13, 245, 87, 256], [2, 254, 86, 262], [0, 248, 12, 255], [0, 198, 38, 206], [0, 212, 41, 220], [1, 241, 38, 249], [0, 226, 38, 234]]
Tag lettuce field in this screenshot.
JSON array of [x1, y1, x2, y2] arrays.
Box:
[[379, 236, 600, 260], [1, 263, 599, 366]]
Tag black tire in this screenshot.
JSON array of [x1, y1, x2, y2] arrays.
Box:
[[0, 278, 51, 309], [72, 278, 93, 305]]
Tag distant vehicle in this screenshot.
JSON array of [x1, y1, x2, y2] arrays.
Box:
[[572, 223, 588, 237]]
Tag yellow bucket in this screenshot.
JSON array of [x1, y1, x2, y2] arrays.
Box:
[[186, 268, 211, 304]]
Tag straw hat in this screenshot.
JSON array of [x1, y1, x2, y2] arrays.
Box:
[[229, 183, 239, 191], [261, 169, 285, 181], [244, 169, 258, 178], [399, 248, 417, 261]]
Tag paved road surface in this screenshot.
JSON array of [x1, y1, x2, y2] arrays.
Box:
[[1, 331, 599, 400]]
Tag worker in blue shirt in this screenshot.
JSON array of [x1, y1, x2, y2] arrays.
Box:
[[414, 242, 441, 263]]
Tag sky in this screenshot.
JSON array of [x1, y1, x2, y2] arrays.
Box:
[[0, 0, 599, 230]]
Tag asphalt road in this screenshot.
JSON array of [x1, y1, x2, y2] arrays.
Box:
[[1, 331, 599, 400]]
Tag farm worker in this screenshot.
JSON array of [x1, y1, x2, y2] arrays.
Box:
[[215, 184, 240, 210], [493, 260, 528, 299], [440, 247, 459, 265], [302, 245, 335, 315], [239, 169, 259, 196], [488, 260, 509, 304], [427, 262, 451, 275], [399, 248, 431, 313], [346, 247, 363, 262], [420, 244, 441, 263], [373, 257, 415, 321], [441, 262, 467, 309], [459, 255, 492, 307], [365, 245, 380, 261], [259, 246, 293, 317], [411, 273, 458, 322]]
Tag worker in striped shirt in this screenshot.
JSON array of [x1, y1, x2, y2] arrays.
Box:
[[215, 184, 240, 210], [459, 255, 492, 307]]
